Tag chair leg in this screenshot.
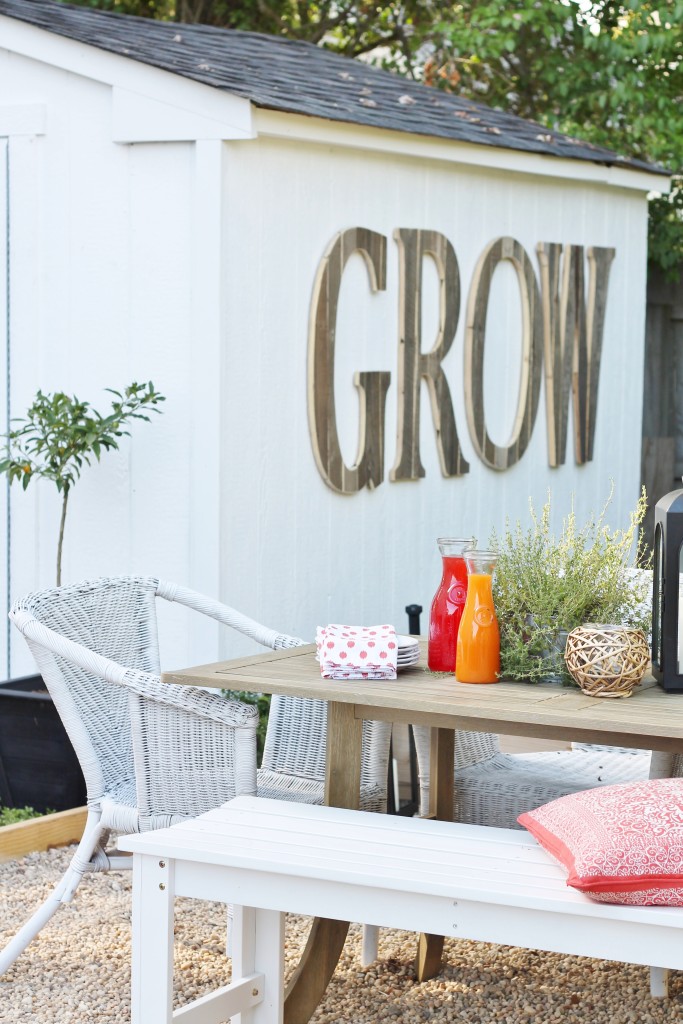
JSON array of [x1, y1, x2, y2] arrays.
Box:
[[650, 966, 670, 998], [0, 809, 106, 975]]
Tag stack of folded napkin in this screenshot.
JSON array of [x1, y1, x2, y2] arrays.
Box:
[[316, 624, 398, 680]]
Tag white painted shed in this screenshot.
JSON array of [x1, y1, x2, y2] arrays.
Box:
[[0, 0, 669, 676]]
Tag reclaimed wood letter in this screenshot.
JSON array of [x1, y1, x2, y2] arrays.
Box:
[[537, 243, 616, 466], [390, 229, 469, 481], [308, 228, 391, 493], [464, 237, 543, 471]]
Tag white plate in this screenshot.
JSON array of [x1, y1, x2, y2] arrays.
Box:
[[398, 650, 420, 664], [396, 634, 420, 650], [315, 633, 420, 667], [398, 656, 420, 671]]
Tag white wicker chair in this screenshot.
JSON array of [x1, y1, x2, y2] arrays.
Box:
[[1, 575, 394, 972], [411, 732, 657, 826], [0, 579, 259, 975]]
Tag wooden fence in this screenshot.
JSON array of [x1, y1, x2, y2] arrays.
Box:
[[641, 263, 683, 553]]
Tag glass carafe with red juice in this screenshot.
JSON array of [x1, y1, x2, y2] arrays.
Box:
[[428, 537, 476, 672], [456, 550, 500, 684]]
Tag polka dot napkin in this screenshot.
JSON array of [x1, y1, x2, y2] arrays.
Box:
[[315, 624, 398, 680]]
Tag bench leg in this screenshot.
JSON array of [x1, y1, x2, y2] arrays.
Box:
[[131, 854, 175, 1024], [650, 966, 670, 998], [233, 904, 285, 1024], [360, 925, 379, 967]]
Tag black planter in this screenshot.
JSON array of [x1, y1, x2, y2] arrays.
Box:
[[0, 676, 87, 814]]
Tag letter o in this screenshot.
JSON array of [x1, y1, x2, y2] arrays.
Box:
[[464, 237, 543, 470]]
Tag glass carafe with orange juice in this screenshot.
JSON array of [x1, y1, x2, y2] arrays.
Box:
[[428, 537, 475, 672], [456, 551, 500, 683]]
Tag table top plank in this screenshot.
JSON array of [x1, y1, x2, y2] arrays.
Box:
[[162, 642, 683, 750]]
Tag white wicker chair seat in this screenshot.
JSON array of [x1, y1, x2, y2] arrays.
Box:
[[256, 772, 385, 809], [412, 730, 655, 824], [448, 747, 651, 829]]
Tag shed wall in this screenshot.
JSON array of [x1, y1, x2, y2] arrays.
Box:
[[0, 45, 651, 674], [1, 50, 211, 675], [219, 135, 648, 651]]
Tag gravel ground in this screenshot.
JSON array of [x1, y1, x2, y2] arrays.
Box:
[[1, 845, 682, 1023]]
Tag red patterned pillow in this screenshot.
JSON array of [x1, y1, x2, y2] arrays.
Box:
[[518, 778, 683, 906]]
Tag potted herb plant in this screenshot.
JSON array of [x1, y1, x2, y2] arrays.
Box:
[[0, 382, 164, 813], [492, 487, 652, 684]]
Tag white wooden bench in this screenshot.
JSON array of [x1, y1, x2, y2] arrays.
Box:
[[119, 796, 683, 1024]]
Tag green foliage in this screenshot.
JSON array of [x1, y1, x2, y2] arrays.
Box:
[[0, 381, 165, 494], [0, 805, 48, 826], [223, 690, 271, 766], [648, 183, 683, 277], [0, 381, 165, 584], [416, 2, 682, 278], [492, 487, 652, 683], [63, 0, 430, 54]]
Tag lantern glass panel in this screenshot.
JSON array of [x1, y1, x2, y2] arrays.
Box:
[[653, 522, 663, 668]]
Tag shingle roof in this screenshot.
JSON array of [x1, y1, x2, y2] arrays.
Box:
[[0, 0, 668, 176]]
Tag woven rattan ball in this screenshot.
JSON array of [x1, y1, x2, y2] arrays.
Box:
[[564, 624, 650, 698]]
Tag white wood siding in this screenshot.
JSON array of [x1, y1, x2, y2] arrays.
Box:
[[0, 37, 652, 674], [1, 51, 211, 675], [219, 136, 648, 651]]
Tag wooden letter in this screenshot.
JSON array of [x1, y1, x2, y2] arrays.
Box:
[[390, 229, 469, 480], [537, 243, 616, 466], [308, 228, 391, 494], [464, 237, 543, 471]]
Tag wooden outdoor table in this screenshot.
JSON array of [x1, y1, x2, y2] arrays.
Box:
[[163, 642, 683, 1024]]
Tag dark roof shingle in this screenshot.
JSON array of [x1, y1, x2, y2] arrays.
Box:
[[0, 0, 668, 176]]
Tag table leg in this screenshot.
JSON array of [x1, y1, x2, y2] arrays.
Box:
[[416, 727, 454, 982], [283, 702, 362, 1024]]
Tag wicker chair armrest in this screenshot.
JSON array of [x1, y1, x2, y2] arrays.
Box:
[[128, 689, 258, 826], [10, 607, 258, 730], [156, 580, 307, 650], [122, 668, 259, 729]]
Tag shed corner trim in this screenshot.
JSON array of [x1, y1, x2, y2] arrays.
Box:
[[111, 86, 254, 144]]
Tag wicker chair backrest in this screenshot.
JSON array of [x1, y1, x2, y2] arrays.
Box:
[[12, 576, 161, 804], [261, 694, 387, 789]]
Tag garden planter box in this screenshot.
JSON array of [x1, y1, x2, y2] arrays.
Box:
[[0, 806, 87, 863], [0, 676, 86, 814]]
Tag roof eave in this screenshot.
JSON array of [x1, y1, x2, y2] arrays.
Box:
[[253, 108, 671, 194]]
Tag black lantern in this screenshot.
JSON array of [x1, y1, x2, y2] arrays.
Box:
[[652, 489, 683, 692]]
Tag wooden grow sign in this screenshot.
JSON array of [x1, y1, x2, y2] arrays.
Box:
[[308, 228, 615, 493]]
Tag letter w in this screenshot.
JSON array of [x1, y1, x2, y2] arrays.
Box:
[[537, 243, 615, 466]]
